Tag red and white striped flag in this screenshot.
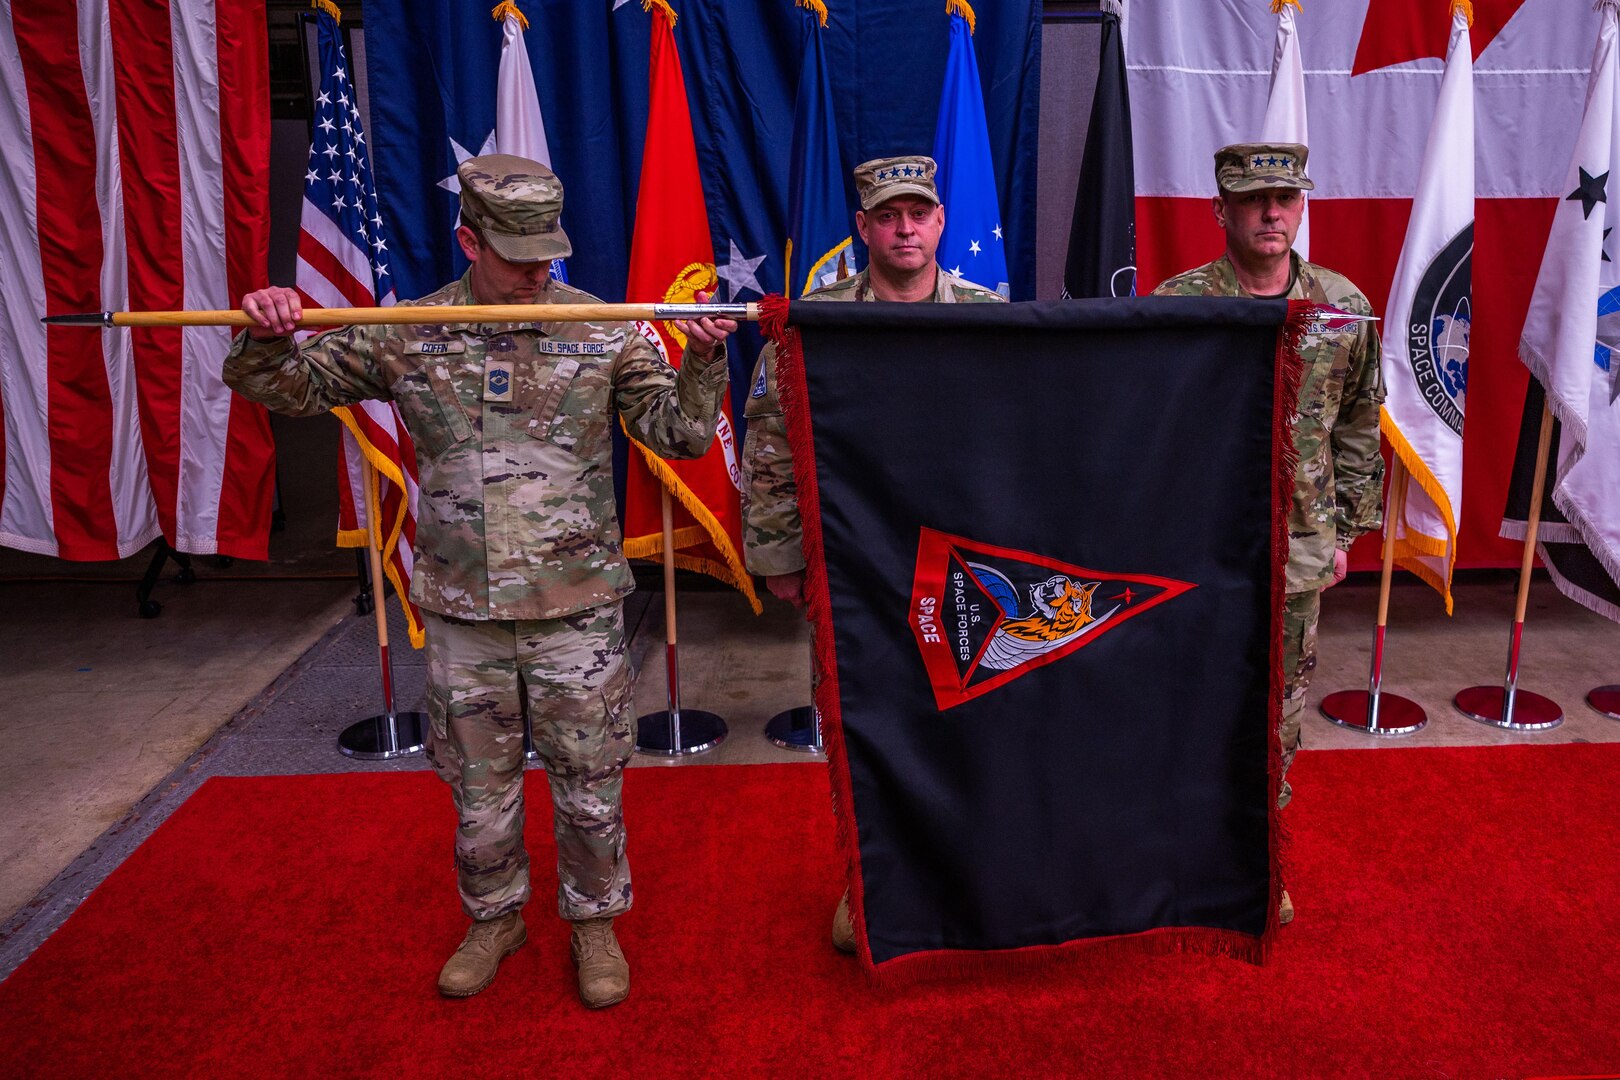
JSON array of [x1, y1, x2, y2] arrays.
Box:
[[0, 0, 276, 561], [296, 5, 422, 647]]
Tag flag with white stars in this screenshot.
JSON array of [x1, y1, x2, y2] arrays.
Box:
[[1519, 0, 1620, 620], [931, 7, 1010, 298], [297, 9, 423, 648]]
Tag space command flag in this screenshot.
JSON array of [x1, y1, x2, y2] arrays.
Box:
[[760, 295, 1309, 976]]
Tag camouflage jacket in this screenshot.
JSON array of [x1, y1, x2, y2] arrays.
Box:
[[741, 266, 1005, 577], [223, 272, 729, 620], [1152, 253, 1386, 592]]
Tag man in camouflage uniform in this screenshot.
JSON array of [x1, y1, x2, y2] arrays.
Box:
[[224, 155, 737, 1007], [1152, 143, 1385, 925], [741, 155, 1003, 953]]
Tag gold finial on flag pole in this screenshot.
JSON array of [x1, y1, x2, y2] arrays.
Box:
[[491, 1, 529, 29], [946, 0, 977, 34], [1451, 0, 1474, 25], [1269, 0, 1300, 13], [312, 0, 342, 22], [642, 0, 678, 26], [795, 0, 829, 28]]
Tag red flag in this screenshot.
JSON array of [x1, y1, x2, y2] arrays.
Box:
[[621, 0, 759, 613], [1, 0, 275, 561]]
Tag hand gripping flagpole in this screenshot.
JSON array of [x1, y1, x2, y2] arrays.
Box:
[[634, 488, 727, 756], [337, 454, 428, 759], [1455, 402, 1564, 730], [1319, 456, 1428, 735]]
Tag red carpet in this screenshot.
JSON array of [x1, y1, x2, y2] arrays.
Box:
[[2, 744, 1618, 1079]]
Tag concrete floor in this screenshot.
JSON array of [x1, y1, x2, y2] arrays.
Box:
[[1, 565, 1617, 980]]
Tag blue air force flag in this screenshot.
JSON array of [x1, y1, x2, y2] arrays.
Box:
[[931, 5, 1009, 298], [1519, 0, 1620, 618]]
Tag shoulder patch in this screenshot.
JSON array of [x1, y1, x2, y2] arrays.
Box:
[[751, 368, 768, 398]]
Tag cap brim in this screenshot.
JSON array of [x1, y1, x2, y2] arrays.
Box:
[[481, 227, 573, 263], [861, 183, 942, 210], [1221, 175, 1316, 193]]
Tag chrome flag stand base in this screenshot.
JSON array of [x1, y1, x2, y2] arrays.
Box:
[[339, 710, 428, 760], [1455, 686, 1563, 730], [636, 707, 728, 756], [765, 706, 823, 753], [1320, 690, 1427, 736], [1586, 685, 1620, 720]]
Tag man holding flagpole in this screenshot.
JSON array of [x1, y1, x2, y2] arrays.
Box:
[[224, 155, 736, 1009], [743, 155, 1002, 953], [1153, 144, 1385, 925]]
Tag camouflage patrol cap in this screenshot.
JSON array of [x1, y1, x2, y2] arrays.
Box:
[[853, 155, 940, 210], [1214, 143, 1316, 193], [457, 153, 573, 262]]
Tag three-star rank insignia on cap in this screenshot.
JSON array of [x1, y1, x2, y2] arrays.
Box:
[[908, 527, 1196, 711], [484, 360, 513, 402]]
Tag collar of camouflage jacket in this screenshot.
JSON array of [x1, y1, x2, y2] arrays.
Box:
[[425, 271, 557, 336], [853, 264, 959, 303]]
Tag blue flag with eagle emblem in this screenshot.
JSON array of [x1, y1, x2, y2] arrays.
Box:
[[764, 295, 1312, 975], [931, 2, 1009, 297]]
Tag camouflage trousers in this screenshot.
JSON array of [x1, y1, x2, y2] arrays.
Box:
[[422, 604, 636, 923], [1279, 589, 1320, 811]]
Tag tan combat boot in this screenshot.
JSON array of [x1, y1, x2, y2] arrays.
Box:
[[832, 890, 856, 954], [438, 911, 527, 998], [1279, 889, 1295, 926], [570, 917, 629, 1009]]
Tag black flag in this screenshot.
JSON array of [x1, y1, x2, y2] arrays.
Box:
[[764, 295, 1308, 978], [1502, 379, 1620, 621], [1062, 1, 1136, 299]]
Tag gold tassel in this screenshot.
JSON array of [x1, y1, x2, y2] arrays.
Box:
[[490, 1, 529, 30], [642, 0, 678, 26], [311, 0, 341, 23], [1269, 0, 1300, 13], [794, 0, 829, 29], [945, 0, 976, 35], [1452, 0, 1474, 25]]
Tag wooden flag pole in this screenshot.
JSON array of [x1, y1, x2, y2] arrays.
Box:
[[1455, 401, 1564, 730], [43, 302, 759, 329], [1320, 456, 1428, 735], [336, 454, 428, 759], [633, 487, 728, 756]]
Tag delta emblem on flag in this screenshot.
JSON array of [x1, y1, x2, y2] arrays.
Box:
[[762, 294, 1312, 975], [909, 529, 1193, 710], [1379, 1, 1473, 612]]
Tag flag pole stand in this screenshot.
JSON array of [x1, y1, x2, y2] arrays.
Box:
[[1320, 458, 1427, 736], [338, 456, 427, 759], [635, 488, 727, 756], [1455, 403, 1563, 731], [1588, 686, 1620, 720], [764, 705, 822, 753]]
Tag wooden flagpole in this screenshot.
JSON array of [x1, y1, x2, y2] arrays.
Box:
[[1454, 402, 1564, 730], [43, 302, 759, 328], [1319, 457, 1428, 735]]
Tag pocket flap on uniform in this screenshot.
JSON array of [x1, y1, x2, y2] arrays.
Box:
[[527, 358, 581, 437]]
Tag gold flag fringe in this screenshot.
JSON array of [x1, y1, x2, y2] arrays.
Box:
[[945, 0, 976, 35], [795, 0, 830, 28], [491, 1, 529, 30], [331, 407, 426, 649], [311, 0, 341, 23], [643, 0, 678, 27]]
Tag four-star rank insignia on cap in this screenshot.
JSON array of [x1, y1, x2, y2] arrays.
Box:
[[908, 527, 1195, 711]]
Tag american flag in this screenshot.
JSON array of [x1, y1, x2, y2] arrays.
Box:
[[298, 9, 422, 647]]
